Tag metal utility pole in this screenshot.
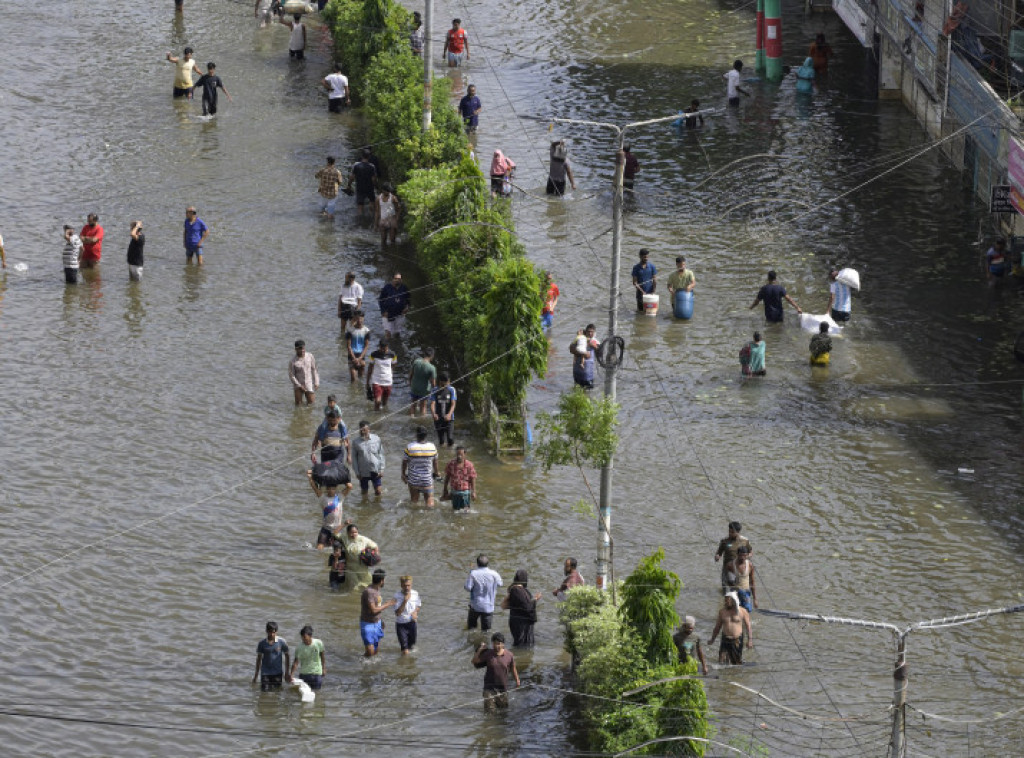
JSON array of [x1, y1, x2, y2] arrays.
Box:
[[758, 603, 1024, 758], [422, 0, 433, 131], [551, 112, 686, 592]]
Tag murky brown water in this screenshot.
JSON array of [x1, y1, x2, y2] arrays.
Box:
[[1, 0, 1023, 755]]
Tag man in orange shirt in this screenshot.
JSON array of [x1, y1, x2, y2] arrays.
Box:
[[541, 272, 559, 331], [443, 18, 469, 67], [79, 214, 104, 268]]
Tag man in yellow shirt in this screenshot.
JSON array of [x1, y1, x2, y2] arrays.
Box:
[[165, 47, 200, 98]]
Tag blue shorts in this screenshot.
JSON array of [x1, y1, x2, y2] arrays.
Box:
[[360, 620, 384, 649], [447, 52, 465, 66], [541, 313, 553, 330], [299, 673, 322, 690], [185, 245, 203, 259], [320, 196, 338, 215], [410, 392, 430, 402]]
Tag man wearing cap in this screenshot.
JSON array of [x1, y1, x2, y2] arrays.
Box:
[[672, 616, 708, 675], [366, 338, 397, 411], [289, 339, 319, 406], [708, 592, 752, 665]]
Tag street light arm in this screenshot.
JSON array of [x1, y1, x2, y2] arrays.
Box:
[[757, 608, 903, 638], [912, 604, 1024, 632]]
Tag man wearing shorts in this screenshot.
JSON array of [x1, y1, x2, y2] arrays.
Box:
[[402, 426, 439, 507], [346, 310, 370, 382], [377, 272, 410, 339], [360, 568, 395, 657], [253, 621, 291, 691], [408, 347, 436, 416], [289, 625, 325, 690], [366, 339, 397, 411], [348, 149, 378, 219], [322, 63, 350, 112], [443, 18, 469, 67], [315, 156, 344, 219], [337, 271, 364, 332], [183, 206, 208, 265]]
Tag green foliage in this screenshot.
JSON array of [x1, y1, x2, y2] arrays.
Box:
[[559, 560, 709, 756], [620, 548, 683, 666], [322, 0, 410, 101], [323, 0, 549, 425], [534, 388, 620, 471]]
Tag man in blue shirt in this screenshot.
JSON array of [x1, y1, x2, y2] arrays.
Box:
[[631, 248, 657, 312], [749, 270, 801, 323], [183, 206, 209, 265], [252, 621, 291, 691], [378, 272, 411, 339], [464, 553, 503, 631], [458, 85, 481, 134]]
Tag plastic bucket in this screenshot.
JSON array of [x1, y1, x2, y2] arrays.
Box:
[[642, 293, 659, 316]]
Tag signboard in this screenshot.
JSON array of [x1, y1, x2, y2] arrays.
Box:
[[1007, 136, 1024, 214], [833, 0, 873, 47], [990, 185, 1017, 214]]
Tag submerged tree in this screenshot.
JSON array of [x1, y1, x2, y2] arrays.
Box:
[[619, 547, 682, 666]]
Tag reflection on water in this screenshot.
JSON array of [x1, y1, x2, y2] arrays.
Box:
[[0, 0, 1023, 755]]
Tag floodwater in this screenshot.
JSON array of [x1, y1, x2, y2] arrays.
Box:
[[1, 0, 1023, 756]]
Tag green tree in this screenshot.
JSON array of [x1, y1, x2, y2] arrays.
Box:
[[534, 387, 619, 473], [619, 547, 682, 666], [560, 570, 709, 756]]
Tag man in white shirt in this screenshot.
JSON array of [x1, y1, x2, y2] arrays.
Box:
[[322, 63, 350, 113], [393, 575, 422, 655], [725, 59, 750, 106], [337, 271, 364, 332], [465, 554, 503, 631]]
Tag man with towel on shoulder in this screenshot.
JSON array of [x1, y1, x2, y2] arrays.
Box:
[[708, 592, 752, 665]]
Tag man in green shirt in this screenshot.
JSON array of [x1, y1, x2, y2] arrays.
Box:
[[289, 625, 326, 690], [409, 347, 437, 417], [666, 256, 696, 296]]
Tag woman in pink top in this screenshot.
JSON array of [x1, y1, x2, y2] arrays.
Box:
[[489, 150, 516, 198]]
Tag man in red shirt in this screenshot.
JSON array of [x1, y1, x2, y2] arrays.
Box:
[[79, 214, 104, 268], [541, 272, 559, 331], [443, 18, 469, 67]]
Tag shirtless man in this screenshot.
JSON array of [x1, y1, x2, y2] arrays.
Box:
[[708, 592, 752, 665], [726, 545, 757, 611]]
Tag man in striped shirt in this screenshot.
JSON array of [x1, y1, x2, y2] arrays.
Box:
[[401, 426, 439, 508], [827, 269, 852, 323]]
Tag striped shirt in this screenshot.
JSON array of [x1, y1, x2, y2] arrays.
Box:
[[63, 234, 82, 269], [830, 281, 851, 313], [403, 440, 437, 488]]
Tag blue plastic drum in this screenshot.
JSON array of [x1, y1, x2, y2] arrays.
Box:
[[674, 290, 693, 320]]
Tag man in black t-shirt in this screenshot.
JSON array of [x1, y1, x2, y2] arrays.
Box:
[[348, 149, 378, 219], [194, 62, 233, 116], [749, 269, 801, 323]]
